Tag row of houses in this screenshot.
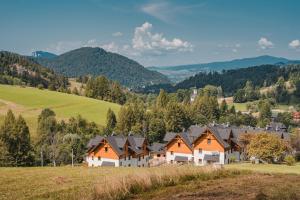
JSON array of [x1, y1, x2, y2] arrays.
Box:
[[86, 122, 290, 167]]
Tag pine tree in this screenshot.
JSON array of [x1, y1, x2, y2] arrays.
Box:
[[106, 108, 117, 134], [156, 89, 169, 108], [14, 115, 33, 166]]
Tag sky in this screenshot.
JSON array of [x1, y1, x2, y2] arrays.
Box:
[[1, 0, 300, 67]]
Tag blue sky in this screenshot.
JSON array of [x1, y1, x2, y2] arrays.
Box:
[[1, 0, 300, 66]]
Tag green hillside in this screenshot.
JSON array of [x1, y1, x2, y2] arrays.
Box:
[[0, 84, 121, 136]]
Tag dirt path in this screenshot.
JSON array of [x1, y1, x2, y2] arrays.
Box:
[[134, 173, 300, 200]]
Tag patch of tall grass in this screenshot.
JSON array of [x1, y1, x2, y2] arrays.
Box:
[[93, 166, 248, 200]]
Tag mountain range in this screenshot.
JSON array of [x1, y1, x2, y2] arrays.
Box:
[[35, 47, 170, 88], [149, 55, 300, 83], [32, 51, 57, 59]]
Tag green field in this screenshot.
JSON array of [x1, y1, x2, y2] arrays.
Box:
[[225, 162, 300, 174], [0, 84, 121, 136]]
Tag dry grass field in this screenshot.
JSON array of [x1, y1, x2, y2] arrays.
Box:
[[1, 164, 300, 200]]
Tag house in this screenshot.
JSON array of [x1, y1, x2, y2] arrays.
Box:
[[148, 142, 166, 166], [86, 134, 150, 167], [164, 125, 234, 165], [293, 112, 300, 123], [164, 123, 290, 166]]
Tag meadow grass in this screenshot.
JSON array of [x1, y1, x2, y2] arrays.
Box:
[[0, 84, 121, 136], [0, 166, 245, 200], [225, 162, 300, 174]]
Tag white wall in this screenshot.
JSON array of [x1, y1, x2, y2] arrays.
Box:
[[166, 151, 194, 164], [193, 150, 226, 165], [86, 156, 119, 167]]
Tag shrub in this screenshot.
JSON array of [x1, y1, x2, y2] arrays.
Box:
[[229, 155, 236, 163], [37, 84, 44, 89], [284, 155, 296, 166]]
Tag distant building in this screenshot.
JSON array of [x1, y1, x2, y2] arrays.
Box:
[[190, 88, 198, 102], [293, 112, 300, 123]]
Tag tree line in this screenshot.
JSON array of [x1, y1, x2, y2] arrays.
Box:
[[0, 51, 69, 91], [0, 109, 100, 167]]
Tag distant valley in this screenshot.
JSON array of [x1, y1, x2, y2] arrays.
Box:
[[149, 55, 300, 82]]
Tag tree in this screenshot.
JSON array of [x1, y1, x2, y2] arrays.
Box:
[[192, 95, 220, 121], [36, 108, 59, 166], [0, 139, 11, 166], [0, 110, 33, 166], [106, 108, 117, 134], [116, 100, 145, 134], [247, 133, 287, 163], [220, 99, 228, 115], [156, 89, 169, 108], [277, 112, 292, 128], [72, 87, 79, 95], [257, 100, 272, 127], [164, 102, 191, 132], [14, 116, 34, 166]]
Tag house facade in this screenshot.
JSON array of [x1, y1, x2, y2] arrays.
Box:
[[86, 134, 150, 167], [164, 126, 233, 165]]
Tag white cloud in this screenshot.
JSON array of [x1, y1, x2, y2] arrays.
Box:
[[289, 39, 300, 49], [141, 2, 205, 24], [141, 2, 171, 23], [101, 42, 120, 53], [112, 32, 123, 37], [232, 48, 237, 53], [258, 37, 274, 49], [132, 22, 193, 55]]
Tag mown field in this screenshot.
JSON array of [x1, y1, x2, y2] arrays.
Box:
[[0, 164, 299, 200], [0, 84, 121, 137]]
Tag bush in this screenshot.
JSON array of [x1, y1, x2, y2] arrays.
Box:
[[37, 84, 44, 90], [284, 155, 296, 166], [229, 155, 236, 163]]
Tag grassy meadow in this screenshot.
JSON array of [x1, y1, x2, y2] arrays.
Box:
[[0, 84, 121, 136], [225, 162, 300, 174], [1, 164, 300, 200]]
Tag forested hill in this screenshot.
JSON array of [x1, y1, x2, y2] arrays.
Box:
[[149, 55, 298, 82], [36, 47, 170, 88], [139, 64, 300, 95], [0, 51, 68, 90]]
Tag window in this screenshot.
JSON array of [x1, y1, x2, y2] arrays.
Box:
[[105, 147, 108, 152], [170, 160, 173, 164], [178, 142, 181, 148], [120, 162, 122, 166], [143, 155, 144, 159], [128, 164, 131, 167], [207, 139, 211, 145], [199, 148, 203, 154], [157, 154, 161, 157], [138, 156, 141, 161], [98, 157, 101, 161], [199, 159, 202, 163], [92, 156, 94, 160], [128, 156, 131, 160], [171, 151, 174, 155]]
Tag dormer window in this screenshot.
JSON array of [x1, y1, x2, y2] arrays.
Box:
[[178, 142, 181, 148], [207, 139, 211, 145], [105, 147, 108, 152]]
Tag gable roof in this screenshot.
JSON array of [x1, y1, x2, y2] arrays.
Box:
[[106, 135, 127, 156], [201, 126, 230, 149], [148, 142, 165, 154], [165, 132, 193, 150]]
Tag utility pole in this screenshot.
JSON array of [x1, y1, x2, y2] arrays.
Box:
[[71, 148, 74, 167], [40, 150, 43, 167]]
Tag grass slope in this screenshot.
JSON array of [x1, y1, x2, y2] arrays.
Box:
[[0, 84, 120, 136], [1, 164, 299, 200]]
